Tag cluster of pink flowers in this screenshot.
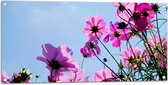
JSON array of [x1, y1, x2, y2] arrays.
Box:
[[2, 2, 167, 83], [114, 3, 155, 32], [81, 2, 167, 81]]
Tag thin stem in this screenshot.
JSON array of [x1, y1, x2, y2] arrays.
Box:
[[155, 13, 163, 49], [151, 18, 167, 23], [155, 47, 166, 58], [104, 65, 105, 69], [122, 29, 137, 58], [81, 57, 85, 69], [119, 44, 122, 52], [149, 30, 156, 41], [95, 33, 120, 67], [142, 33, 157, 61], [141, 33, 153, 54], [135, 39, 143, 46], [141, 33, 163, 80], [141, 33, 157, 68], [139, 69, 144, 81], [119, 3, 133, 17], [35, 77, 38, 83], [95, 33, 131, 81], [159, 19, 167, 28], [142, 62, 155, 80], [35, 75, 39, 83], [91, 48, 119, 77]]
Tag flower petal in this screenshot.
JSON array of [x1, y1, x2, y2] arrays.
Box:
[[37, 56, 49, 64]]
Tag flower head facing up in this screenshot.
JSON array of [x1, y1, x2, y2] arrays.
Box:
[[2, 71, 10, 83], [58, 69, 89, 82], [83, 16, 108, 38], [103, 22, 130, 48], [93, 68, 120, 82], [11, 68, 32, 83], [120, 47, 143, 69], [37, 43, 79, 82]]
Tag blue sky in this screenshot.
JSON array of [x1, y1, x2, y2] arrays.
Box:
[[2, 1, 167, 82]]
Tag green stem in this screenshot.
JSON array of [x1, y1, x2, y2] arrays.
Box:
[[122, 29, 137, 58], [81, 57, 85, 69], [151, 18, 167, 23], [155, 13, 163, 49], [35, 78, 37, 83], [95, 33, 131, 81], [142, 62, 155, 80], [91, 48, 119, 78], [95, 33, 120, 67]]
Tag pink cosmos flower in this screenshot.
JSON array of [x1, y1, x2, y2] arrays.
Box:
[[58, 69, 89, 82], [37, 44, 79, 82], [82, 16, 108, 38], [103, 22, 130, 48], [135, 3, 155, 20], [113, 2, 136, 22], [2, 71, 10, 83], [80, 36, 100, 59], [93, 68, 119, 82], [120, 47, 143, 68], [131, 3, 154, 32]]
